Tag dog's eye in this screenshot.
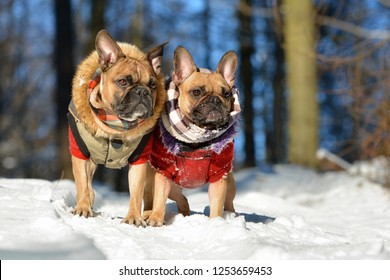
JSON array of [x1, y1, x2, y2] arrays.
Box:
[[191, 88, 202, 97], [148, 80, 157, 89], [117, 79, 128, 87], [222, 88, 232, 99]]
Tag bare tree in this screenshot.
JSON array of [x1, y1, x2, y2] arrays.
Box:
[[86, 0, 107, 52], [238, 0, 256, 167], [264, 1, 286, 164], [283, 0, 319, 167], [54, 0, 74, 178]]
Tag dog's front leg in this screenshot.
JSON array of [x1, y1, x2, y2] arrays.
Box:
[[72, 156, 97, 217], [224, 172, 236, 213], [208, 177, 228, 218], [122, 163, 147, 226], [146, 172, 172, 227]]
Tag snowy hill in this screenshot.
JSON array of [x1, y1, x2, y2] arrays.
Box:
[[1, 165, 390, 260]]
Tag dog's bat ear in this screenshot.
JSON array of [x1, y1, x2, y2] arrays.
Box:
[[147, 41, 168, 76], [173, 46, 197, 84], [95, 30, 124, 71], [216, 50, 238, 88]]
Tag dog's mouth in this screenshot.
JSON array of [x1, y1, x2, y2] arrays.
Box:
[[117, 103, 151, 121], [191, 96, 230, 130], [114, 87, 154, 121]]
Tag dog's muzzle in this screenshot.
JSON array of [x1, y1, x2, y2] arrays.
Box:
[[191, 96, 230, 129], [115, 86, 154, 121]]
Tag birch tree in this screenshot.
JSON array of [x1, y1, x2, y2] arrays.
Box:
[[283, 0, 318, 167]]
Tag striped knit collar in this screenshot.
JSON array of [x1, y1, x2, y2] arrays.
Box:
[[161, 80, 241, 144]]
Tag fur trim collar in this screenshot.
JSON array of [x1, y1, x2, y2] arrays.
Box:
[[70, 43, 166, 141]]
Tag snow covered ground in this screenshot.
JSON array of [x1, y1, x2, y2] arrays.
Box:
[[1, 165, 390, 260]]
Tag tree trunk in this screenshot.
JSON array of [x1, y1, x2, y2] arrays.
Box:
[[238, 0, 256, 167], [265, 8, 285, 164], [271, 33, 285, 163], [203, 0, 211, 69], [283, 0, 318, 167], [86, 0, 106, 52], [130, 0, 144, 47], [54, 0, 74, 179]]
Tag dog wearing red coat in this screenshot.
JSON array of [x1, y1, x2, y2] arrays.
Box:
[[144, 46, 240, 226]]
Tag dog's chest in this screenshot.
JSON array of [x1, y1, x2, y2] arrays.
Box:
[[150, 126, 235, 189], [76, 120, 142, 168]]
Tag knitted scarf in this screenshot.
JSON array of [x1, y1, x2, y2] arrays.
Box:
[[160, 118, 239, 155], [161, 80, 241, 144], [87, 68, 141, 132]]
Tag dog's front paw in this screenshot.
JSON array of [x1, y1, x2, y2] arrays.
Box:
[[121, 214, 146, 227], [142, 210, 152, 220], [72, 204, 93, 218], [146, 212, 165, 227]]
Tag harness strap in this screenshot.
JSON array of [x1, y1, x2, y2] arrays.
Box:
[[127, 130, 153, 164], [67, 112, 91, 158]]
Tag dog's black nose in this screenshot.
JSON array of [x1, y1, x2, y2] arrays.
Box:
[[207, 95, 221, 104], [135, 87, 149, 97]]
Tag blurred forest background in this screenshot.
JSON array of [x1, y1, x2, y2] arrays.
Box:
[[1, 0, 390, 190]]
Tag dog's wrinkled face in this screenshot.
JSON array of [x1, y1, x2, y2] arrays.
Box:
[[90, 30, 165, 122], [177, 72, 233, 129], [172, 47, 238, 130], [103, 58, 158, 122]]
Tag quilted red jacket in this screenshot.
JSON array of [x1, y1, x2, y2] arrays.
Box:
[[150, 126, 234, 189]]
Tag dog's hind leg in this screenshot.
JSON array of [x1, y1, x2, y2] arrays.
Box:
[[169, 184, 190, 216], [142, 164, 155, 220], [72, 156, 97, 217], [146, 172, 172, 226]]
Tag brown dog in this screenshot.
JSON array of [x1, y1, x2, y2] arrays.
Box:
[[145, 46, 240, 226], [68, 30, 166, 226]]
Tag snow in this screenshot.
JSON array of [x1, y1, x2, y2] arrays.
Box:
[[1, 165, 390, 260]]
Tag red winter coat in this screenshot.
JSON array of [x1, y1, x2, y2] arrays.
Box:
[[150, 127, 234, 189]]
